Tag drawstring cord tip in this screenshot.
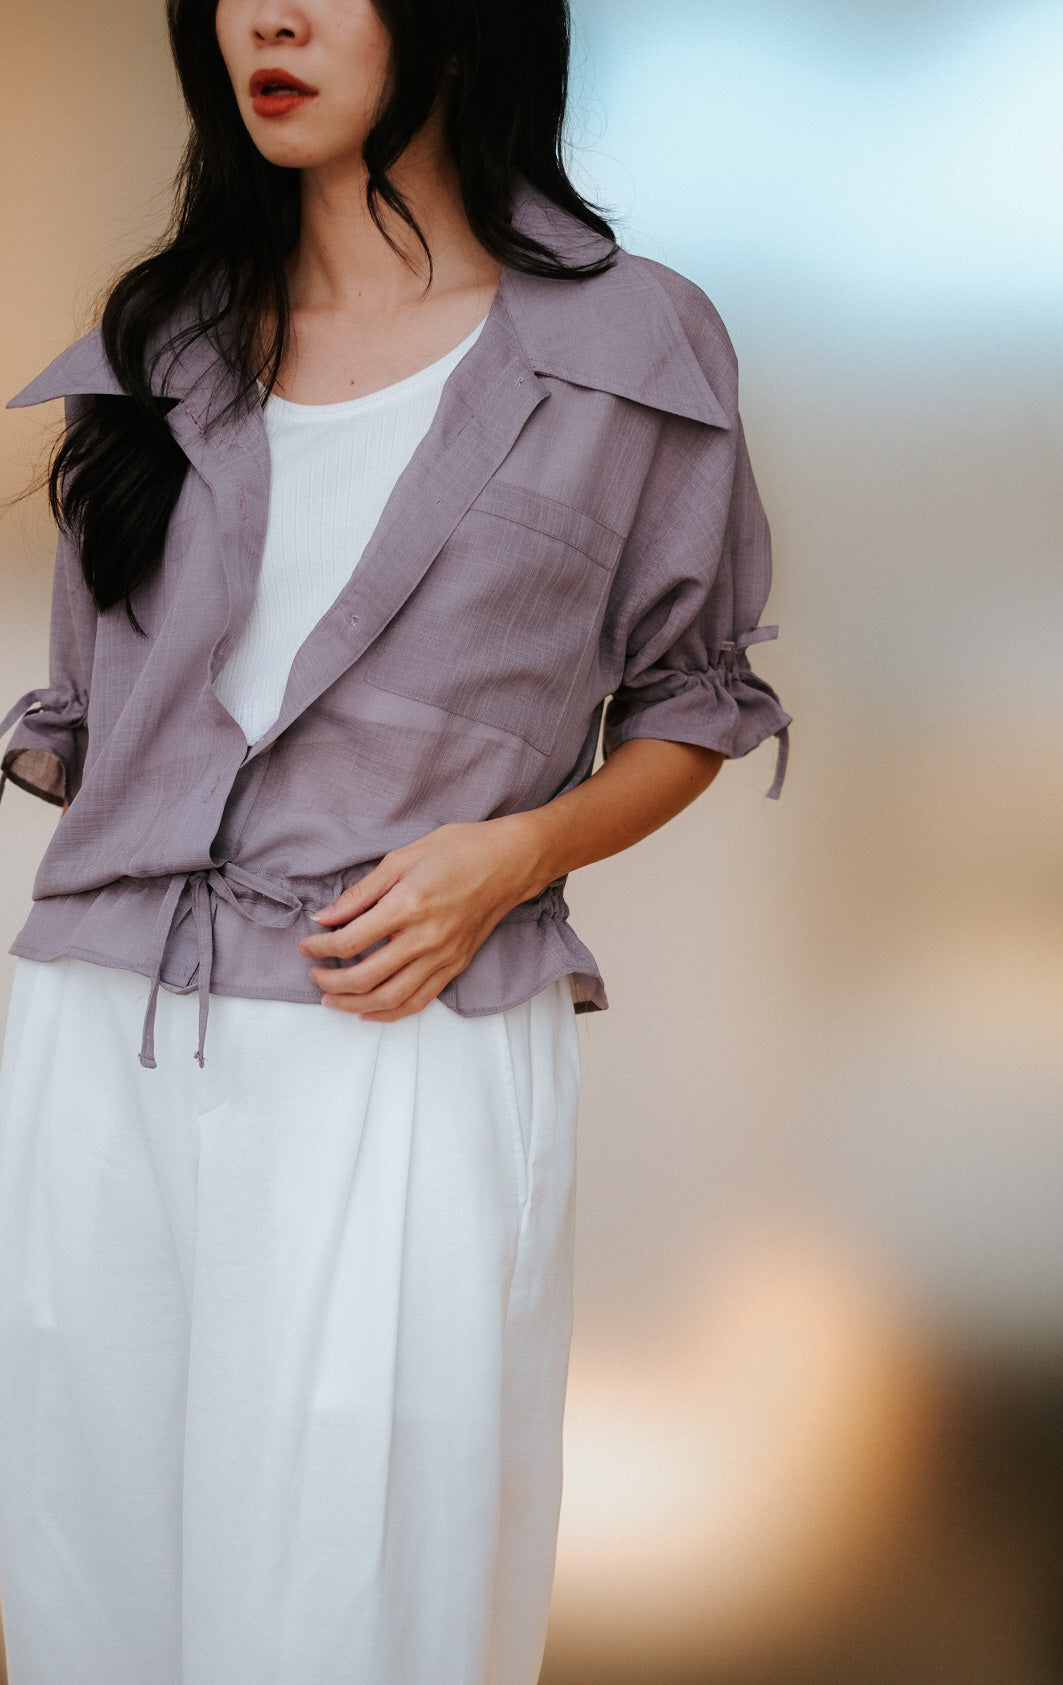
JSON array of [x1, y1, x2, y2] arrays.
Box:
[[137, 863, 305, 1071], [765, 723, 790, 800]]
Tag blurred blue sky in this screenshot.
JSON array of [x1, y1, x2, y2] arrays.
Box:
[[570, 0, 1063, 334]]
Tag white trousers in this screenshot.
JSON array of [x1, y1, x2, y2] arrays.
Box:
[[0, 957, 580, 1685]]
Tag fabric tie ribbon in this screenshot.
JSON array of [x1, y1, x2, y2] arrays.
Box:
[[139, 862, 305, 1070], [718, 626, 789, 801], [0, 686, 88, 806]]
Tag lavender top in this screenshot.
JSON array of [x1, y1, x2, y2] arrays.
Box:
[[0, 176, 792, 1069]]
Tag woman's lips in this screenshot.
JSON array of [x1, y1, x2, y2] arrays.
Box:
[[249, 67, 319, 118]]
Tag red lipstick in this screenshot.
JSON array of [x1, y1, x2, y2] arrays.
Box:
[[249, 68, 319, 118]]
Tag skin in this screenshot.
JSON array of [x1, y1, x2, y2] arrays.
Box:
[[216, 0, 501, 397], [214, 0, 726, 1022]]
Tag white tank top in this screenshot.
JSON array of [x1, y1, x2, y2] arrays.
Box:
[[214, 316, 488, 745]]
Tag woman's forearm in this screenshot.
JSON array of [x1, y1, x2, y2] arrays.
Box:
[[501, 736, 726, 904]]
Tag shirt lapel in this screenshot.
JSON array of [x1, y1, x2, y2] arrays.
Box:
[[167, 398, 274, 711], [241, 287, 548, 760]]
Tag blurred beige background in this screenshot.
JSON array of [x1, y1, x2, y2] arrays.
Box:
[[2, 2, 1062, 1681]]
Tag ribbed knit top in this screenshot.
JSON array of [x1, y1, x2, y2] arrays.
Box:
[[214, 315, 489, 745]]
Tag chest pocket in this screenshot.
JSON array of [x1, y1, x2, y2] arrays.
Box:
[[359, 480, 624, 756]]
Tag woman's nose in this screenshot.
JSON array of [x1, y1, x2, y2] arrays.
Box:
[[251, 5, 310, 47]]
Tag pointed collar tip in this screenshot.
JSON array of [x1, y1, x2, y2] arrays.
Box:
[[502, 185, 732, 429], [7, 327, 122, 409]]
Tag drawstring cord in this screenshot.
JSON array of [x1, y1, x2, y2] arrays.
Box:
[[138, 863, 305, 1069], [719, 626, 789, 800]]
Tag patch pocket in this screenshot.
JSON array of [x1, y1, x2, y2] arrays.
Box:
[[359, 480, 624, 755]]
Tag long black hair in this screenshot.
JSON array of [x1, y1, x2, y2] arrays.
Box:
[[51, 0, 617, 633]]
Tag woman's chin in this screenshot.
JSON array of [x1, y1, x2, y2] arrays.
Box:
[[243, 115, 367, 176], [246, 135, 320, 171]]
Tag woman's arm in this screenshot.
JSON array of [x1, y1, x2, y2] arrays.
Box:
[[298, 737, 725, 1022]]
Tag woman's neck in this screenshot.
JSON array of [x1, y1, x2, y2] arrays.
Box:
[[289, 119, 495, 318], [266, 115, 503, 403]]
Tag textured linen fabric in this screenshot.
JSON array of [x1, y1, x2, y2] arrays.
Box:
[[0, 175, 792, 1069], [0, 956, 580, 1685], [217, 318, 487, 745]]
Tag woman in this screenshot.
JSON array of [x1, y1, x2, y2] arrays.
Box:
[[0, 1, 791, 1682]]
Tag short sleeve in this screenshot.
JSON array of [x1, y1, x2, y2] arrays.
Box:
[[1, 516, 95, 810], [601, 409, 791, 798]]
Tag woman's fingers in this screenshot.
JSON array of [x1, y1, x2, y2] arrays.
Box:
[[299, 887, 408, 961], [309, 919, 462, 997], [310, 931, 420, 995], [309, 856, 399, 926], [321, 955, 456, 1020], [356, 966, 458, 1023]]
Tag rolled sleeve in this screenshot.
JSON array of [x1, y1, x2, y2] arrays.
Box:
[[602, 411, 792, 798], [1, 521, 94, 809]]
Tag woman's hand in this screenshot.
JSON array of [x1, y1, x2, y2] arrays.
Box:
[[297, 816, 540, 1023], [299, 737, 725, 1023]]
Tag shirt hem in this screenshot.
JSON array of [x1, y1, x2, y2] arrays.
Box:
[[8, 936, 609, 1017]]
